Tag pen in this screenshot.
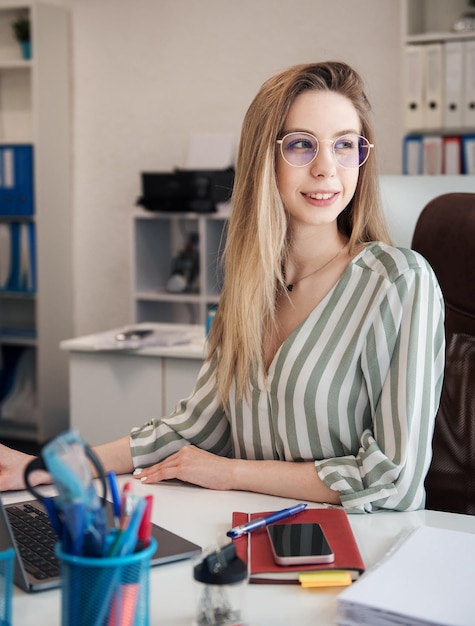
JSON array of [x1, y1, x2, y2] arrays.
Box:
[[136, 495, 153, 550], [107, 471, 122, 528], [120, 482, 134, 530], [226, 502, 308, 538]]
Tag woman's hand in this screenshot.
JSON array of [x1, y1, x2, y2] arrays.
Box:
[[133, 445, 236, 491], [0, 444, 49, 491]]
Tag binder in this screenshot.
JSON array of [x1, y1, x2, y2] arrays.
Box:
[[0, 145, 34, 217], [18, 222, 36, 293], [423, 43, 443, 129], [0, 221, 36, 293], [443, 41, 464, 128], [462, 135, 475, 175], [404, 46, 424, 130], [0, 223, 11, 289], [462, 40, 475, 127], [442, 136, 462, 175], [14, 145, 34, 216], [0, 147, 15, 215], [422, 135, 443, 175], [402, 135, 423, 175]]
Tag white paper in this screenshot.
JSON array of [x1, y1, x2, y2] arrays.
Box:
[[337, 526, 475, 626]]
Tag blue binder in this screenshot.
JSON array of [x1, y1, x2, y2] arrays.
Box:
[[0, 221, 36, 294], [0, 145, 34, 216]]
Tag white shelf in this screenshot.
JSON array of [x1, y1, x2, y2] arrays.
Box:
[[402, 0, 475, 175], [132, 210, 227, 326], [0, 1, 72, 443], [406, 30, 475, 44]]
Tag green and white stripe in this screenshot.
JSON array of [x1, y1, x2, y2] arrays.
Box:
[[130, 242, 445, 513]]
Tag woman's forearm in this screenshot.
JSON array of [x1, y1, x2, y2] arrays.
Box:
[[93, 436, 135, 475], [228, 458, 341, 505]]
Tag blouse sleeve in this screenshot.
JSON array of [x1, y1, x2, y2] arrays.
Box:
[[129, 356, 232, 469], [315, 257, 445, 513]]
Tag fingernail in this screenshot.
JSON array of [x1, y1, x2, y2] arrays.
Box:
[[133, 468, 143, 476]]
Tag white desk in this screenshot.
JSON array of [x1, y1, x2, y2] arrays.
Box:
[[5, 479, 475, 626], [60, 324, 206, 445]]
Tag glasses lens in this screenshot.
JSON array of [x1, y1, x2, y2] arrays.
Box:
[[280, 132, 318, 166], [334, 134, 371, 168]]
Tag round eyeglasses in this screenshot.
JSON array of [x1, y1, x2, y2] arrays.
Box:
[[276, 132, 374, 168]]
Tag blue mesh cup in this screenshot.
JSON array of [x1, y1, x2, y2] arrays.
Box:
[[55, 538, 156, 626], [0, 548, 14, 626]]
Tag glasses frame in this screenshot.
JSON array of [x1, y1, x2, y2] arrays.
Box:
[[276, 131, 374, 169]]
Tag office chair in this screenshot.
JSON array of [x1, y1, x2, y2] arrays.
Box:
[[411, 192, 475, 516]]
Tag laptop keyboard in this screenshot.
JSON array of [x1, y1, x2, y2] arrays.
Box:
[[6, 503, 60, 580]]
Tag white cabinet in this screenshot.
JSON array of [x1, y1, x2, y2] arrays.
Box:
[[131, 209, 228, 325], [61, 323, 206, 446], [0, 1, 72, 442]]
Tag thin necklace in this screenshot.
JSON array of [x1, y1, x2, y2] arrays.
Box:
[[286, 243, 347, 292]]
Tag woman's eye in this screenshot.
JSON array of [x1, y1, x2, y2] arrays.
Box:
[[335, 137, 356, 151], [290, 139, 314, 151]]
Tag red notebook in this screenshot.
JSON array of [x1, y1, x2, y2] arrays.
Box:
[[231, 507, 365, 584]]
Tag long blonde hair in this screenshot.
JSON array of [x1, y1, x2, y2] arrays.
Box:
[[207, 61, 391, 403]]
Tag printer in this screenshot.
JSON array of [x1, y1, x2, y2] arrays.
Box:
[[136, 168, 234, 213]]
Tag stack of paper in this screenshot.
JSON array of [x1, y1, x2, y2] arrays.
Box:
[[337, 525, 475, 626]]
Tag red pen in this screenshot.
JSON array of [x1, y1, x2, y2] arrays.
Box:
[[120, 482, 134, 530], [136, 495, 153, 550]]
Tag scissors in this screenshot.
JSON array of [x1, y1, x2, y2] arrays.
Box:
[[24, 430, 108, 556]]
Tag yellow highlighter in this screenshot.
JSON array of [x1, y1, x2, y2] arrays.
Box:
[[298, 570, 352, 588]]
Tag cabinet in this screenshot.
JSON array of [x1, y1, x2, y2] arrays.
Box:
[[61, 323, 205, 446], [131, 209, 228, 325], [402, 0, 475, 175], [0, 1, 72, 442]]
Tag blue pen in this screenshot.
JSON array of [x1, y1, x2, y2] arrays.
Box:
[[107, 471, 121, 528], [226, 503, 308, 538]]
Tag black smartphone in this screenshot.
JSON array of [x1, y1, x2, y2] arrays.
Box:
[[267, 523, 335, 566]]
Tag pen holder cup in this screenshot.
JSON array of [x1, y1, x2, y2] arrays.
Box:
[[56, 538, 156, 626], [0, 548, 14, 626]]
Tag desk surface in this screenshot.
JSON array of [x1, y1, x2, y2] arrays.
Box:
[[6, 478, 475, 626]]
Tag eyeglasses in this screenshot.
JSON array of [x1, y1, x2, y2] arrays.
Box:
[[276, 132, 374, 168]]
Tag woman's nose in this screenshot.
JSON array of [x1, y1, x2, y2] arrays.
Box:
[[309, 141, 336, 176]]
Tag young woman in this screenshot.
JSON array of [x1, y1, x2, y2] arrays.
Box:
[[0, 61, 445, 512]]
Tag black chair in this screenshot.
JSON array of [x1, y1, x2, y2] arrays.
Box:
[[411, 192, 475, 515]]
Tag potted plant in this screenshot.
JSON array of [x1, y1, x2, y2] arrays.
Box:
[[11, 15, 31, 59]]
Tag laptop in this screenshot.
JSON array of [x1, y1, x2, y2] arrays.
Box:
[[0, 495, 201, 592]]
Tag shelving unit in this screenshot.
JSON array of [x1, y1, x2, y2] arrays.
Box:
[[0, 1, 72, 442], [402, 1, 475, 175], [131, 209, 228, 326]]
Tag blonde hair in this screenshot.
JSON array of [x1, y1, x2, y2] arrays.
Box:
[[207, 61, 392, 403]]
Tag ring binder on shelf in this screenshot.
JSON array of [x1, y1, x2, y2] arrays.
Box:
[[0, 145, 34, 217]]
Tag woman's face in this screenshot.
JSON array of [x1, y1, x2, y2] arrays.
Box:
[[276, 90, 361, 230]]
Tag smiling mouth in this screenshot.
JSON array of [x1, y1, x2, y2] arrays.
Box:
[[305, 192, 337, 200]]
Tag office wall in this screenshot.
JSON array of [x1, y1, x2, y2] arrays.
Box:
[[71, 0, 403, 336]]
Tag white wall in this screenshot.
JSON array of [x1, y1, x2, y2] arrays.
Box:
[[71, 0, 404, 336]]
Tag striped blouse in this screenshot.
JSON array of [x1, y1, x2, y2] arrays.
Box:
[[130, 243, 445, 513]]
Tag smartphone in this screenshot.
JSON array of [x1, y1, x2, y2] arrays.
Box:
[[267, 523, 335, 566]]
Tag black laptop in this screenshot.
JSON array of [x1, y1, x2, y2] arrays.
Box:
[[0, 496, 201, 592]]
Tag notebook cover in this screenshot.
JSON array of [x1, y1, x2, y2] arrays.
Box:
[[231, 507, 365, 584]]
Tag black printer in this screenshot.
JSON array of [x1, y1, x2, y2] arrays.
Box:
[[136, 168, 234, 213]]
